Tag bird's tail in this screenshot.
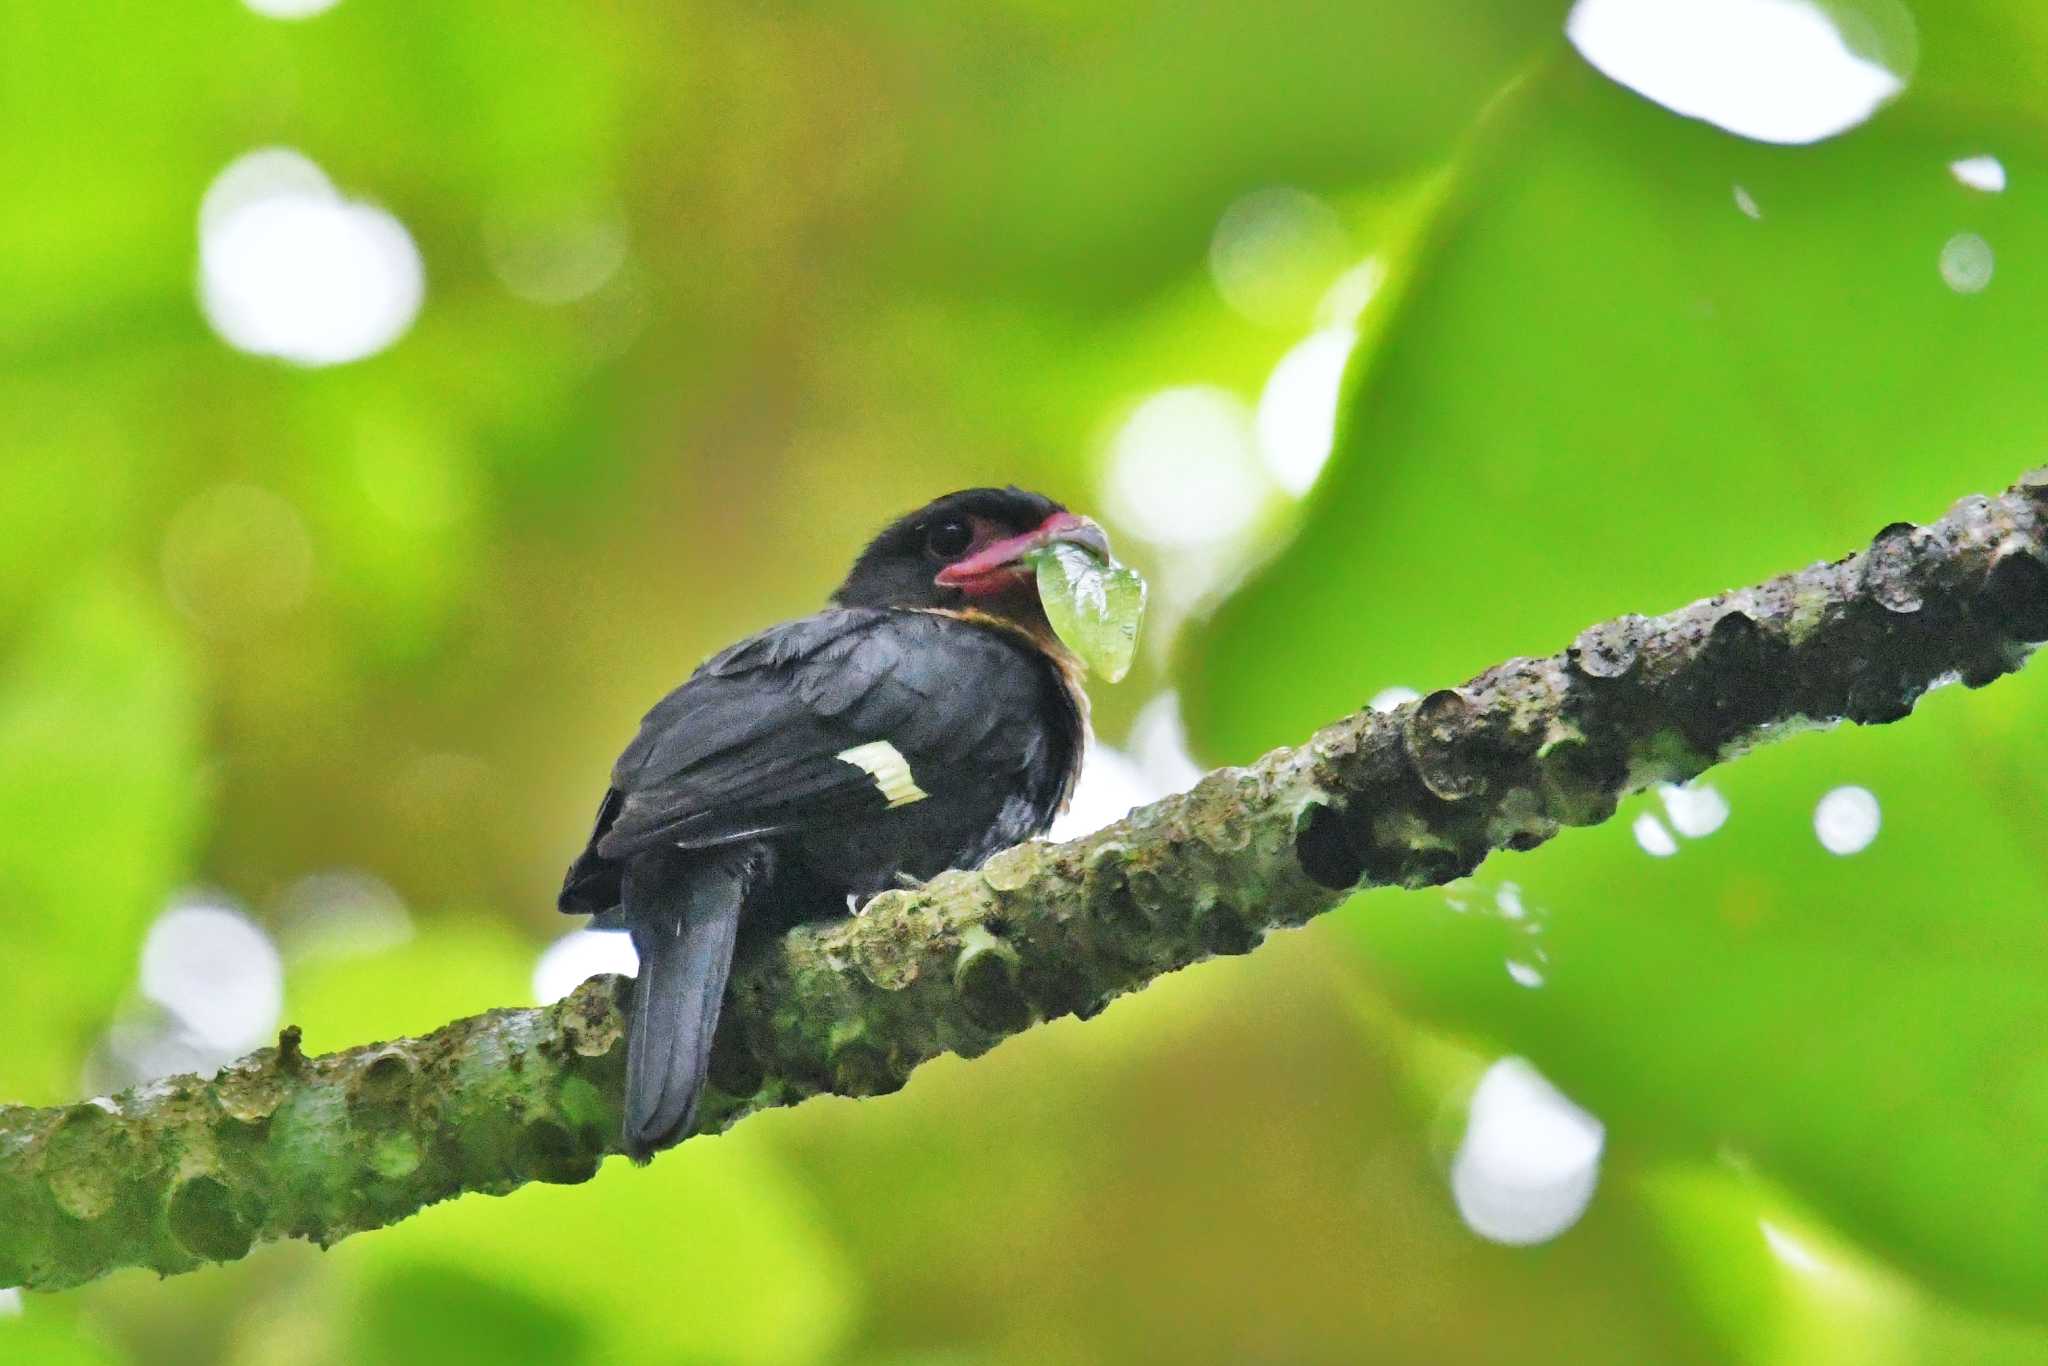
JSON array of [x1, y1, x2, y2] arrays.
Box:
[[621, 851, 746, 1161]]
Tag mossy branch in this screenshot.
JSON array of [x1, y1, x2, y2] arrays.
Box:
[[5, 472, 2046, 1293]]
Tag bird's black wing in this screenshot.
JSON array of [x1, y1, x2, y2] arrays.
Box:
[[584, 607, 1057, 866]]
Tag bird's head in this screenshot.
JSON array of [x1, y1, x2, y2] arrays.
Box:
[[832, 487, 1112, 632]]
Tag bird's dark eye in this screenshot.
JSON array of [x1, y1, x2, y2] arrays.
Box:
[[924, 519, 974, 559]]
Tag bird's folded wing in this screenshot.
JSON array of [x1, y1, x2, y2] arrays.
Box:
[[593, 609, 1044, 859]]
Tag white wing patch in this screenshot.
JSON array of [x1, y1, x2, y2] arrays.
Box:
[[836, 740, 930, 808]]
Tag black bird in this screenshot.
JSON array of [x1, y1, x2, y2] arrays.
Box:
[[560, 488, 1109, 1158]]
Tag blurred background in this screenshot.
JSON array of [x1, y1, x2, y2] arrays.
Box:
[[6, 0, 2048, 1361]]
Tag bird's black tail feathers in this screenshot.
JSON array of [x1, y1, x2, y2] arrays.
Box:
[[621, 850, 747, 1161]]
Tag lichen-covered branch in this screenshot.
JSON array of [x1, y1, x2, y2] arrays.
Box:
[[5, 473, 2045, 1293]]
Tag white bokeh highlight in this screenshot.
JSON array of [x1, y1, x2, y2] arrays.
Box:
[[1950, 156, 2007, 193], [1047, 696, 1207, 843], [1451, 1058, 1606, 1246], [485, 202, 630, 305], [1566, 0, 1906, 145], [1760, 1219, 1834, 1278], [1049, 744, 1153, 842], [1256, 327, 1356, 496], [1316, 258, 1385, 329], [140, 897, 284, 1053], [200, 148, 424, 366], [243, 0, 343, 16], [1814, 785, 1881, 855], [1632, 810, 1679, 857], [101, 1013, 235, 1090], [1939, 233, 1995, 294], [1369, 685, 1422, 713], [534, 929, 641, 1005], [1658, 781, 1730, 838], [276, 869, 414, 963], [1126, 692, 1206, 795], [1209, 187, 1347, 326], [1103, 387, 1269, 546]]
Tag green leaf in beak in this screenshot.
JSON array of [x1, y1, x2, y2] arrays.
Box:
[[1026, 541, 1146, 683]]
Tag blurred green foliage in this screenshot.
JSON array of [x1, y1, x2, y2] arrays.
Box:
[[4, 0, 2047, 1362]]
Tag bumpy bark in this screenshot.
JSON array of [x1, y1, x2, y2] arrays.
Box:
[[4, 472, 2044, 1293]]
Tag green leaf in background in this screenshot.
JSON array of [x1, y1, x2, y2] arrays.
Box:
[[765, 929, 1726, 1365], [0, 577, 204, 1103], [1635, 1161, 2048, 1366], [282, 922, 536, 1053], [1029, 542, 1147, 683], [332, 1134, 860, 1366], [1185, 39, 2048, 1322], [0, 1310, 126, 1366]]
